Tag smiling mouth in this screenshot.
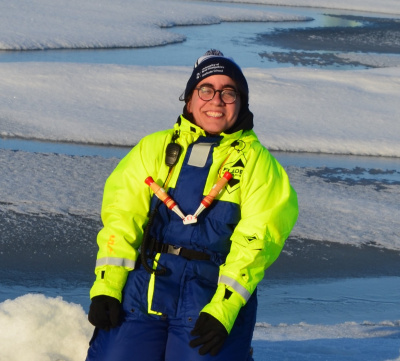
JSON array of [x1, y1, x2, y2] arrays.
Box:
[[206, 111, 223, 118]]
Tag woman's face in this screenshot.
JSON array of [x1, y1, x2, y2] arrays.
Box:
[[187, 74, 241, 135]]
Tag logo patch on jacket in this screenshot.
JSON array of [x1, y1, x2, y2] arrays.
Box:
[[222, 155, 246, 193]]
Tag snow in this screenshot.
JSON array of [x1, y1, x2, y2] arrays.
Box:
[[0, 0, 311, 51], [0, 294, 92, 361], [0, 0, 399, 360], [1, 64, 399, 157], [202, 0, 400, 16]]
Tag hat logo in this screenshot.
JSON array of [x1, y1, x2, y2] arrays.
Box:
[[196, 72, 201, 80]]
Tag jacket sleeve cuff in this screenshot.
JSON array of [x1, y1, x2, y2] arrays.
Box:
[[89, 265, 129, 302], [201, 284, 246, 334]]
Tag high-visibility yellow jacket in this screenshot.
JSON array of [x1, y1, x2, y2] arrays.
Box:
[[90, 115, 298, 333]]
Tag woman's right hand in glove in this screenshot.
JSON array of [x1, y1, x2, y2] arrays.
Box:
[[88, 295, 122, 331]]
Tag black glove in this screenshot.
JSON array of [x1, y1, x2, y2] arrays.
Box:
[[88, 295, 122, 331], [189, 312, 228, 356]]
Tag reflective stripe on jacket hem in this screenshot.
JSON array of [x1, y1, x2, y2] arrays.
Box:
[[96, 257, 136, 269], [219, 274, 251, 302]]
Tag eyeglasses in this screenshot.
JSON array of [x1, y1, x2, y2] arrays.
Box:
[[195, 85, 238, 104]]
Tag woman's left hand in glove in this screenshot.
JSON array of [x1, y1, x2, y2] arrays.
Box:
[[189, 312, 228, 356]]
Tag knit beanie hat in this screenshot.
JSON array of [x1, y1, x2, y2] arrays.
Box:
[[180, 49, 253, 134], [181, 49, 249, 106]]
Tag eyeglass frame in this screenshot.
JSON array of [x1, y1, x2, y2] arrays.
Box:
[[194, 85, 239, 104]]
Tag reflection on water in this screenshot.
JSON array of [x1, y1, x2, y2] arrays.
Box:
[[321, 15, 362, 28]]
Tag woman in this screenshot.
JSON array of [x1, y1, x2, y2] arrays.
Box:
[[86, 49, 298, 361]]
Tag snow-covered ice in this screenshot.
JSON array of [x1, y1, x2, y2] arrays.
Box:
[[1, 64, 399, 157]]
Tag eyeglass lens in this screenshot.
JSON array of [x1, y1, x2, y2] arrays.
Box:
[[197, 86, 237, 104]]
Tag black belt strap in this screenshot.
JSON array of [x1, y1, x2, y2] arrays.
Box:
[[153, 241, 210, 261]]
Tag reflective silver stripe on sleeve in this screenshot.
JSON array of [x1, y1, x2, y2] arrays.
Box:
[[95, 257, 136, 269], [218, 274, 251, 302]]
